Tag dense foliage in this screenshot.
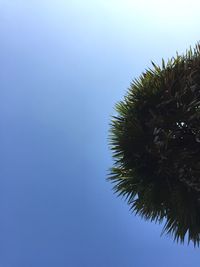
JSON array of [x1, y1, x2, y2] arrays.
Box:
[[109, 43, 200, 246]]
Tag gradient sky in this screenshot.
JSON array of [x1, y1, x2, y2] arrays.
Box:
[[1, 1, 200, 266]]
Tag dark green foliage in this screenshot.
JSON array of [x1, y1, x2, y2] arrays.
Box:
[[109, 43, 200, 246]]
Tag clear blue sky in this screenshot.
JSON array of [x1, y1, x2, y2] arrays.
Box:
[[1, 0, 200, 266]]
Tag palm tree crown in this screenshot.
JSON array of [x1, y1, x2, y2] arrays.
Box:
[[109, 43, 200, 246]]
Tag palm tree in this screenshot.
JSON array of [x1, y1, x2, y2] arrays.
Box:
[[109, 43, 200, 246]]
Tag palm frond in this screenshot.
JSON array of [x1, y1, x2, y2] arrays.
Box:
[[108, 41, 200, 246]]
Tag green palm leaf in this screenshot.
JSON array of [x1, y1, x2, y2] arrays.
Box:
[[109, 42, 200, 246]]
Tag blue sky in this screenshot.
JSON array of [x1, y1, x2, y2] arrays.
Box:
[[1, 0, 200, 266]]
